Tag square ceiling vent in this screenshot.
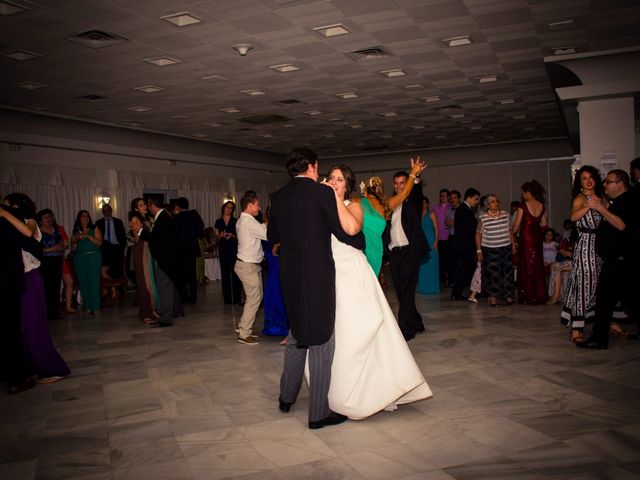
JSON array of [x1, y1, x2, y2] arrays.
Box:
[[347, 46, 392, 62], [240, 114, 290, 125], [67, 30, 128, 48]]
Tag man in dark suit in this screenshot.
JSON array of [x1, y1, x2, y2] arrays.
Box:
[[451, 188, 480, 300], [133, 197, 183, 327], [388, 169, 430, 341], [268, 147, 365, 429], [172, 197, 204, 305], [95, 204, 126, 280]]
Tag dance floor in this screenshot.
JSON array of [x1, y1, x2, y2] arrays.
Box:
[[2, 278, 640, 480]]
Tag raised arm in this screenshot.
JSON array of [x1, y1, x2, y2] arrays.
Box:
[[387, 156, 427, 212]]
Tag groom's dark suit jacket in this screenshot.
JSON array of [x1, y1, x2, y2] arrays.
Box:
[[140, 209, 179, 283], [267, 177, 365, 346]]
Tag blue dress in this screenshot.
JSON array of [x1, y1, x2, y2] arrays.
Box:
[[262, 241, 289, 336], [417, 210, 440, 294]]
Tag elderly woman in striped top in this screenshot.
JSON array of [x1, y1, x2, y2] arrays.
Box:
[[475, 194, 516, 306]]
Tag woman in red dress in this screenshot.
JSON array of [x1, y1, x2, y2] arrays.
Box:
[[512, 180, 548, 304]]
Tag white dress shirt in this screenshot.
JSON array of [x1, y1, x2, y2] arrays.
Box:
[[236, 212, 267, 263], [389, 204, 409, 250]]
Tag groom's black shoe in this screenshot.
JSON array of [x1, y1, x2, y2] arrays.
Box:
[[308, 412, 347, 430], [278, 398, 293, 413], [576, 337, 608, 350]]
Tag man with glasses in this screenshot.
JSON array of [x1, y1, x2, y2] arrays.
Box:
[[577, 169, 638, 349]]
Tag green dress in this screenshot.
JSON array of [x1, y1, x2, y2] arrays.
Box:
[[361, 198, 387, 276], [73, 227, 102, 312]]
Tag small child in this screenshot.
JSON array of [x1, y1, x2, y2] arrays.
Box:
[[543, 228, 558, 268], [468, 261, 482, 303]]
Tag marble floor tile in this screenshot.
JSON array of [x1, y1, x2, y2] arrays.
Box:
[[2, 284, 640, 479]]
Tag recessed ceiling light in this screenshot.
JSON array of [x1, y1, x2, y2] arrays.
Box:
[[171, 115, 191, 119], [380, 112, 397, 117], [435, 135, 446, 139], [412, 125, 425, 130], [121, 121, 143, 127], [0, 1, 28, 15], [351, 124, 362, 129], [305, 110, 322, 115], [449, 113, 465, 119], [485, 135, 495, 139], [381, 134, 392, 138], [469, 125, 482, 130], [336, 92, 358, 99], [260, 134, 274, 138], [201, 74, 227, 81], [443, 35, 472, 47], [496, 98, 515, 105], [161, 12, 201, 27], [552, 46, 576, 55], [127, 105, 154, 112], [270, 64, 300, 73], [135, 85, 163, 93], [241, 89, 266, 96], [422, 96, 441, 102], [313, 23, 350, 37], [323, 134, 334, 138], [191, 132, 207, 138], [524, 126, 535, 131], [29, 105, 49, 110], [404, 84, 423, 89], [220, 107, 241, 114], [477, 74, 498, 83], [380, 69, 406, 78], [15, 81, 47, 90], [328, 117, 342, 121], [4, 50, 41, 61], [143, 57, 181, 66], [202, 122, 220, 127], [512, 114, 526, 119], [548, 19, 574, 31]]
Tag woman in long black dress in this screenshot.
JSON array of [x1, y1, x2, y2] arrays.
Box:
[[214, 201, 242, 304]]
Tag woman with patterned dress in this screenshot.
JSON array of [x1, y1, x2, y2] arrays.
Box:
[[417, 196, 440, 294], [561, 166, 603, 343], [512, 180, 548, 304]]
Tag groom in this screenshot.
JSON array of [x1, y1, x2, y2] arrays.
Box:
[[268, 147, 365, 429]]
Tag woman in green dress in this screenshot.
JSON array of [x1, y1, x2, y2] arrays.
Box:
[[71, 210, 102, 314]]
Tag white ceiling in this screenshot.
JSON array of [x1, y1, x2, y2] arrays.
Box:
[[1, 0, 639, 157]]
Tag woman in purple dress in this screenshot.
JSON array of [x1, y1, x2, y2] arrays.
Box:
[[2, 193, 70, 383]]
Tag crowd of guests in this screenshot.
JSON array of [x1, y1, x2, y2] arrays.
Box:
[[2, 157, 639, 394]]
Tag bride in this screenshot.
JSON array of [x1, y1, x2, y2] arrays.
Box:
[[322, 163, 432, 420]]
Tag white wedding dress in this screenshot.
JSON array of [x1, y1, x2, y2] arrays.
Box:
[[326, 219, 433, 420]]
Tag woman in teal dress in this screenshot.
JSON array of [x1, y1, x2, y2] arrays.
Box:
[[417, 196, 440, 294], [71, 210, 103, 314]]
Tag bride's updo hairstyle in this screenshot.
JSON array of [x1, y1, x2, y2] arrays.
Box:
[[328, 164, 356, 201], [361, 176, 390, 218]]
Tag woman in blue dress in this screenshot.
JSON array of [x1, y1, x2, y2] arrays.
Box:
[[417, 196, 440, 294], [262, 240, 289, 339]]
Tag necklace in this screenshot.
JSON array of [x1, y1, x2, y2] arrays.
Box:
[[487, 209, 500, 217]]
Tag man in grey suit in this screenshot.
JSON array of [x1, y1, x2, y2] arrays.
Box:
[[267, 147, 365, 429]]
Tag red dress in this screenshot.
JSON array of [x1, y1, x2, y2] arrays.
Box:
[[517, 203, 547, 304]]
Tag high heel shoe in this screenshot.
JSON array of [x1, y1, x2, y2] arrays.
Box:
[[488, 297, 498, 307], [570, 329, 584, 344], [610, 322, 630, 337]]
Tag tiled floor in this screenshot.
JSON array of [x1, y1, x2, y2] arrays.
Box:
[[2, 279, 640, 480]]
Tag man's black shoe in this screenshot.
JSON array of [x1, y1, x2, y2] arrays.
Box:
[[150, 322, 173, 328], [576, 338, 608, 350], [308, 412, 347, 429], [278, 398, 293, 413]]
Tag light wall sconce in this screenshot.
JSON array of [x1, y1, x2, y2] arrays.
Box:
[[232, 44, 253, 56], [97, 192, 112, 210], [222, 193, 235, 204]]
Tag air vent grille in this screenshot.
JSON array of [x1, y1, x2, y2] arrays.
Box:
[[74, 94, 108, 102], [348, 46, 392, 61], [240, 114, 290, 125], [67, 30, 128, 49], [277, 99, 301, 105]]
